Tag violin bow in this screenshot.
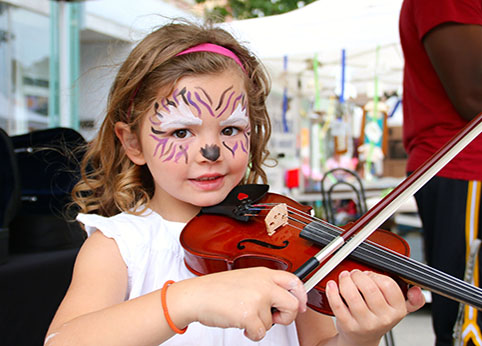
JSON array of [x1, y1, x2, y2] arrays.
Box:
[[300, 112, 482, 292]]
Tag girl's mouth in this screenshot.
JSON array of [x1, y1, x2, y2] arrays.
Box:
[[189, 174, 225, 190]]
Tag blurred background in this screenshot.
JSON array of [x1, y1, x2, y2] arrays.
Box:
[[0, 1, 436, 345]]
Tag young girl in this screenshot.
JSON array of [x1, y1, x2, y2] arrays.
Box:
[[46, 21, 424, 346]]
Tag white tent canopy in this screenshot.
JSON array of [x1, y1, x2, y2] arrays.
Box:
[[223, 0, 405, 98]]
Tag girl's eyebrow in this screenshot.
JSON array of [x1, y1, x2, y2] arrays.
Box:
[[219, 104, 249, 127], [157, 100, 203, 130]]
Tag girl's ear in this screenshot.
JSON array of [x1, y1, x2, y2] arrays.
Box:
[[114, 122, 146, 165]]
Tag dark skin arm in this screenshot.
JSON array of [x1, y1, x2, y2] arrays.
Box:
[[423, 23, 482, 121]]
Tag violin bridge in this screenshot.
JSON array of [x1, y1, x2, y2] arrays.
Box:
[[265, 203, 288, 236]]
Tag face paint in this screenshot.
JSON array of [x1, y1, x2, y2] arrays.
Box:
[[200, 144, 221, 161], [219, 102, 250, 157], [148, 95, 201, 163], [149, 82, 249, 164], [154, 96, 202, 131], [190, 85, 246, 119]]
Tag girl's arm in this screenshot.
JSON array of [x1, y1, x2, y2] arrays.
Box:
[[45, 231, 308, 345], [45, 230, 179, 345], [295, 270, 425, 346]]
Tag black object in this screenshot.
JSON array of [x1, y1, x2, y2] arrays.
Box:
[[0, 128, 21, 263], [8, 127, 87, 253], [200, 184, 269, 221], [0, 248, 79, 346]]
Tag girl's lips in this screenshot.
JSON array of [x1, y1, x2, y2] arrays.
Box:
[[189, 175, 225, 191]]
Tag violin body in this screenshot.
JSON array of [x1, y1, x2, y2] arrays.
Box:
[[181, 192, 410, 315]]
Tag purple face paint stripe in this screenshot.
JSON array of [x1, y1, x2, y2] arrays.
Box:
[[216, 91, 235, 118], [175, 144, 189, 164], [172, 89, 179, 105], [243, 131, 250, 149], [187, 91, 202, 117], [231, 141, 239, 156], [149, 134, 169, 158], [163, 145, 177, 162], [194, 91, 216, 117], [240, 140, 247, 153], [231, 94, 243, 113], [161, 98, 169, 112], [195, 87, 213, 105], [215, 86, 234, 111], [162, 141, 174, 158], [149, 116, 162, 126]]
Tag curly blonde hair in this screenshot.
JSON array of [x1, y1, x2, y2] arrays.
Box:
[[72, 20, 272, 217]]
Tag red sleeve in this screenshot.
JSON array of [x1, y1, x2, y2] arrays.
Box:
[[413, 0, 482, 40]]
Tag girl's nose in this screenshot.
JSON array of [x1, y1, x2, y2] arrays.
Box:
[[200, 144, 221, 162]]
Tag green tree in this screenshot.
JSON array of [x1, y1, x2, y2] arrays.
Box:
[[196, 0, 317, 22]]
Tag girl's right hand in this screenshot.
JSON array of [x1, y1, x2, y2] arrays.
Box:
[[166, 267, 307, 341]]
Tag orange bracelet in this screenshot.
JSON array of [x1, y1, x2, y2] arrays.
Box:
[[161, 280, 188, 334]]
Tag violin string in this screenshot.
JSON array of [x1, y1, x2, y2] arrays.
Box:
[[303, 218, 482, 300], [302, 220, 482, 305], [248, 204, 482, 305], [250, 203, 337, 232], [359, 239, 482, 304]]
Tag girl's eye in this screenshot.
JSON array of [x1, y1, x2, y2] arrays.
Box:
[[172, 129, 192, 139], [222, 127, 240, 136]]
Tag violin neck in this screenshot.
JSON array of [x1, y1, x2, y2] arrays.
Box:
[[302, 222, 482, 310]]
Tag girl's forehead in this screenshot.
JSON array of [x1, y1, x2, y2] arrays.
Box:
[[172, 71, 246, 97], [150, 71, 249, 128]]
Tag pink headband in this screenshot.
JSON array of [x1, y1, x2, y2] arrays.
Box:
[[176, 43, 246, 73]]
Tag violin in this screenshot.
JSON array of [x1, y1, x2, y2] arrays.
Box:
[[181, 184, 482, 315], [180, 112, 482, 316]]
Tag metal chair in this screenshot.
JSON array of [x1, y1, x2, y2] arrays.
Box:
[[321, 167, 368, 224]]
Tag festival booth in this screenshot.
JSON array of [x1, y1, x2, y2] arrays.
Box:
[[223, 0, 411, 223]]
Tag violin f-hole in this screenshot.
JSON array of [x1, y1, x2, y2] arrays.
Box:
[[237, 239, 289, 250]]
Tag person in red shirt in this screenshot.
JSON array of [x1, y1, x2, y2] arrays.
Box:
[[399, 0, 482, 345]]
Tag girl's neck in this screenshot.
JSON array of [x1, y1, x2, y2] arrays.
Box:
[[149, 196, 201, 223]]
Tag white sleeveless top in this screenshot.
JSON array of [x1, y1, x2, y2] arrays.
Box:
[[77, 209, 300, 346]]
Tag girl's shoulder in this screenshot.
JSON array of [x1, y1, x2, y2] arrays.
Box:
[[77, 209, 186, 249], [77, 209, 187, 268]]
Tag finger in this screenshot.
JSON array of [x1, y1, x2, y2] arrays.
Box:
[[362, 271, 405, 311], [271, 290, 299, 325], [405, 286, 426, 312], [325, 276, 353, 324], [243, 319, 267, 342], [272, 271, 307, 312], [258, 304, 274, 331], [338, 270, 372, 317]]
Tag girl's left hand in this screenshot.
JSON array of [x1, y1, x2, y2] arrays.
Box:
[[326, 269, 425, 346]]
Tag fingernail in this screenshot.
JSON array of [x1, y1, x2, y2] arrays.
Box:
[[327, 280, 337, 290], [340, 270, 349, 278]]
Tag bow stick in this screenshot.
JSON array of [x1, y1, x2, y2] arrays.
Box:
[[301, 112, 482, 292]]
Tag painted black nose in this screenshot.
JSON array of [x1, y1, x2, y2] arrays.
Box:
[[201, 144, 220, 161]]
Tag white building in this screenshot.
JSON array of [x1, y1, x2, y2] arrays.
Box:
[[0, 0, 197, 138]]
